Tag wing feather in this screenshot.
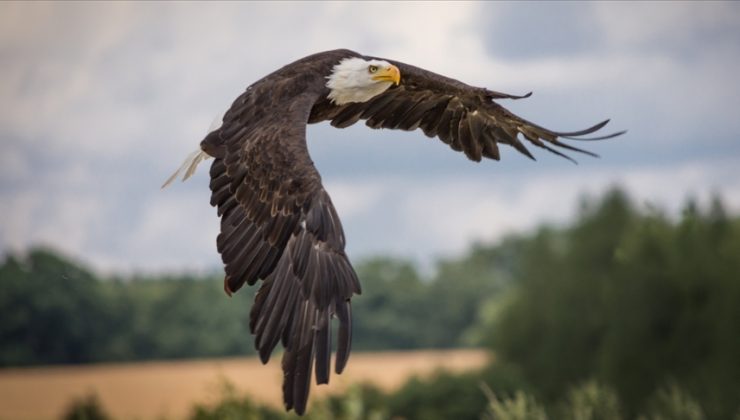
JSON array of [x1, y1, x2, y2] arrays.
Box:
[[435, 105, 455, 145], [458, 115, 481, 161], [480, 128, 501, 161], [202, 64, 361, 415]]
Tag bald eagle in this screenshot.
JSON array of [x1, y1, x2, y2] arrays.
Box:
[[164, 49, 623, 414]]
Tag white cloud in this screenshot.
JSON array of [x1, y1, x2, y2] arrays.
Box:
[[115, 188, 220, 274], [324, 180, 386, 221], [0, 190, 104, 261], [0, 190, 43, 252], [0, 146, 30, 182]]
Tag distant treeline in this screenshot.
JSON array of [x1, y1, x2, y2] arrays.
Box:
[[0, 224, 505, 366], [4, 188, 740, 419]]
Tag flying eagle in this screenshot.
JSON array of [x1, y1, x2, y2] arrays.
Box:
[[164, 49, 623, 414]]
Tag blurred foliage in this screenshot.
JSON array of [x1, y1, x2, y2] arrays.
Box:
[[0, 250, 257, 364], [60, 393, 111, 420], [0, 249, 111, 365], [559, 381, 622, 420], [637, 383, 705, 420], [352, 255, 500, 350], [0, 246, 499, 365], [485, 189, 740, 418], [189, 379, 388, 420], [482, 388, 548, 420], [387, 370, 487, 420], [188, 376, 717, 420], [2, 187, 740, 419], [190, 379, 286, 420]]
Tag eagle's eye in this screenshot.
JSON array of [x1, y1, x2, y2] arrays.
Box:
[[368, 65, 378, 74]]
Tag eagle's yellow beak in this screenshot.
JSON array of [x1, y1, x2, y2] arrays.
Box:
[[372, 64, 401, 85]]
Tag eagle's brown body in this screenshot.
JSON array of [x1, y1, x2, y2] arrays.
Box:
[[198, 49, 622, 414]]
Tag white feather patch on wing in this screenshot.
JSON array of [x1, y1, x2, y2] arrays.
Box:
[[160, 148, 211, 189]]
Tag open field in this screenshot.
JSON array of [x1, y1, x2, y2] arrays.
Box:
[[0, 349, 487, 419]]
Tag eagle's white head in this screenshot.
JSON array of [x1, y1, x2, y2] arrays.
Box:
[[326, 57, 401, 105]]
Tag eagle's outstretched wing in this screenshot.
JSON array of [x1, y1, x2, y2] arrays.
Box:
[[310, 58, 624, 163], [204, 88, 360, 415]]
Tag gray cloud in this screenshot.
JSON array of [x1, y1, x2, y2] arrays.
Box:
[[480, 2, 740, 61], [479, 3, 604, 59]]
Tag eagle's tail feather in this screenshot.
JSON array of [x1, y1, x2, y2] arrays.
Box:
[[161, 148, 211, 189]]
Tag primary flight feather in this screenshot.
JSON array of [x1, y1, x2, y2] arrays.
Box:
[[164, 49, 624, 415]]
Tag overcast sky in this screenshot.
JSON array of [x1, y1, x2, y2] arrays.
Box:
[[1, 1, 739, 274]]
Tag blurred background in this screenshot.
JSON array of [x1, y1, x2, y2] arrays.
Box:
[[1, 2, 739, 419]]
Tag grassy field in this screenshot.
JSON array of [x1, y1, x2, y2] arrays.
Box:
[[0, 349, 487, 419]]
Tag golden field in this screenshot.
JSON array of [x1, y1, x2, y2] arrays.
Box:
[[0, 349, 487, 419]]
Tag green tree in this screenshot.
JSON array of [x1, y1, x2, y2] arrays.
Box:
[[487, 188, 740, 418], [0, 249, 113, 365]]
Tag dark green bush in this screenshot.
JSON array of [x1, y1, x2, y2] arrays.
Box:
[[61, 393, 111, 420], [388, 370, 487, 420]]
